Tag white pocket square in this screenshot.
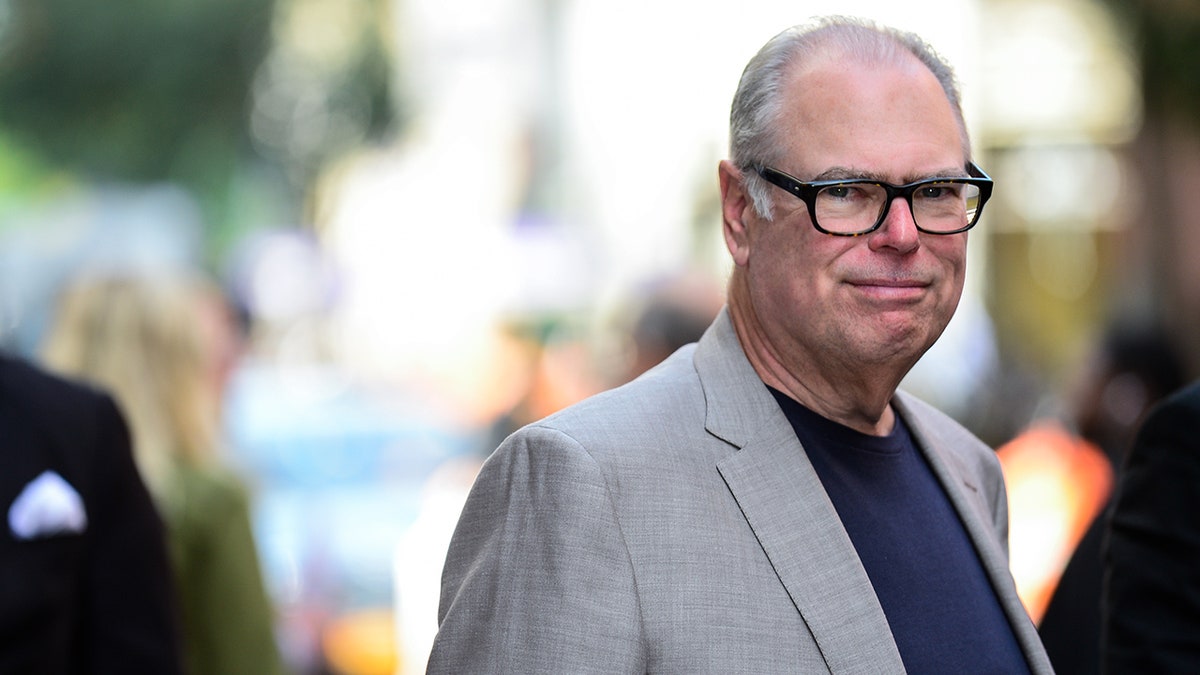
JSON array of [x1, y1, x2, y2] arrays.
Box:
[[8, 471, 88, 540]]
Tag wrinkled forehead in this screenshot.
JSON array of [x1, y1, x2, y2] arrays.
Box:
[[778, 50, 968, 163], [785, 41, 934, 96], [772, 59, 967, 176]]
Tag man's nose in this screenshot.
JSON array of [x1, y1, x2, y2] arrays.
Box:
[[868, 196, 920, 253]]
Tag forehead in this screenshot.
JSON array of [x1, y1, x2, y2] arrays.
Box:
[[775, 52, 965, 179]]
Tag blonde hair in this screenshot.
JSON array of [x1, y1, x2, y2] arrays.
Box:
[[42, 272, 228, 497]]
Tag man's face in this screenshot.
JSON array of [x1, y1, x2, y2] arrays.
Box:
[[738, 55, 969, 377]]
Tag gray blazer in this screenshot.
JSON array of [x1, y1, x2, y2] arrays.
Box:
[[429, 309, 1052, 673]]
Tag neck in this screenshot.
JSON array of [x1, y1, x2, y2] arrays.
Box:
[[726, 274, 905, 436]]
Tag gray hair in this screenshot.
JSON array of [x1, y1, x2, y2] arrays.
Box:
[[729, 16, 971, 219]]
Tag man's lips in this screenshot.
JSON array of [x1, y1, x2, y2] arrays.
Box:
[[845, 278, 930, 300]]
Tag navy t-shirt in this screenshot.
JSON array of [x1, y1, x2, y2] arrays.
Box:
[[768, 388, 1030, 674]]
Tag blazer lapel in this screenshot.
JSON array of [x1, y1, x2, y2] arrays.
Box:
[[697, 311, 905, 673], [896, 394, 1053, 674]]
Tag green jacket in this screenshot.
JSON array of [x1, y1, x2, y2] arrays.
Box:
[[163, 465, 287, 675]]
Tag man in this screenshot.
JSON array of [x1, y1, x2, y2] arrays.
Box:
[[0, 352, 182, 673], [429, 17, 1051, 673], [1104, 379, 1200, 673]]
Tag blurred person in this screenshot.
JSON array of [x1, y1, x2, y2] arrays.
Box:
[[617, 272, 724, 384], [428, 17, 1051, 673], [1104, 379, 1200, 673], [41, 271, 287, 675], [1032, 320, 1187, 673], [0, 350, 182, 673], [480, 323, 609, 457], [1069, 321, 1188, 469]]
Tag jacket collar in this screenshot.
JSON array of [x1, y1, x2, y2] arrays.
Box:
[[694, 308, 1049, 674], [697, 308, 906, 672]]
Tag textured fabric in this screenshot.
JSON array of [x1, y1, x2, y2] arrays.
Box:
[[0, 354, 182, 674], [1104, 380, 1200, 673], [429, 309, 1052, 673]]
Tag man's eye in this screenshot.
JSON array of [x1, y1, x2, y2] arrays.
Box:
[[919, 184, 961, 200], [822, 185, 873, 201]]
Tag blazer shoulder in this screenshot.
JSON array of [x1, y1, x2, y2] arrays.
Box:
[[1, 354, 114, 422], [895, 390, 991, 450], [893, 389, 999, 481], [1147, 380, 1200, 428], [0, 354, 130, 486], [1126, 379, 1200, 463], [536, 347, 706, 442]]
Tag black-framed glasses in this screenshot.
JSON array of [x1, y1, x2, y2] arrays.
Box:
[[755, 162, 994, 236]]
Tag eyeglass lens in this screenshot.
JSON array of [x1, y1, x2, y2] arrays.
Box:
[[816, 182, 982, 234]]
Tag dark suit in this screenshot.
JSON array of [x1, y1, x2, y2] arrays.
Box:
[[1105, 379, 1200, 673], [0, 354, 182, 674]]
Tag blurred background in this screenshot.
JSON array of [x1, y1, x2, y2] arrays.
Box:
[[1, 0, 1198, 673]]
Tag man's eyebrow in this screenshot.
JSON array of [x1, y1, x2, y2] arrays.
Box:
[[811, 167, 882, 182], [811, 166, 968, 183]]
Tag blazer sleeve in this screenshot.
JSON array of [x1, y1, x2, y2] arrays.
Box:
[[1104, 383, 1200, 673], [428, 424, 645, 674], [82, 394, 184, 674]]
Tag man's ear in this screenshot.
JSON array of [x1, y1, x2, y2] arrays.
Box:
[[718, 160, 753, 267]]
